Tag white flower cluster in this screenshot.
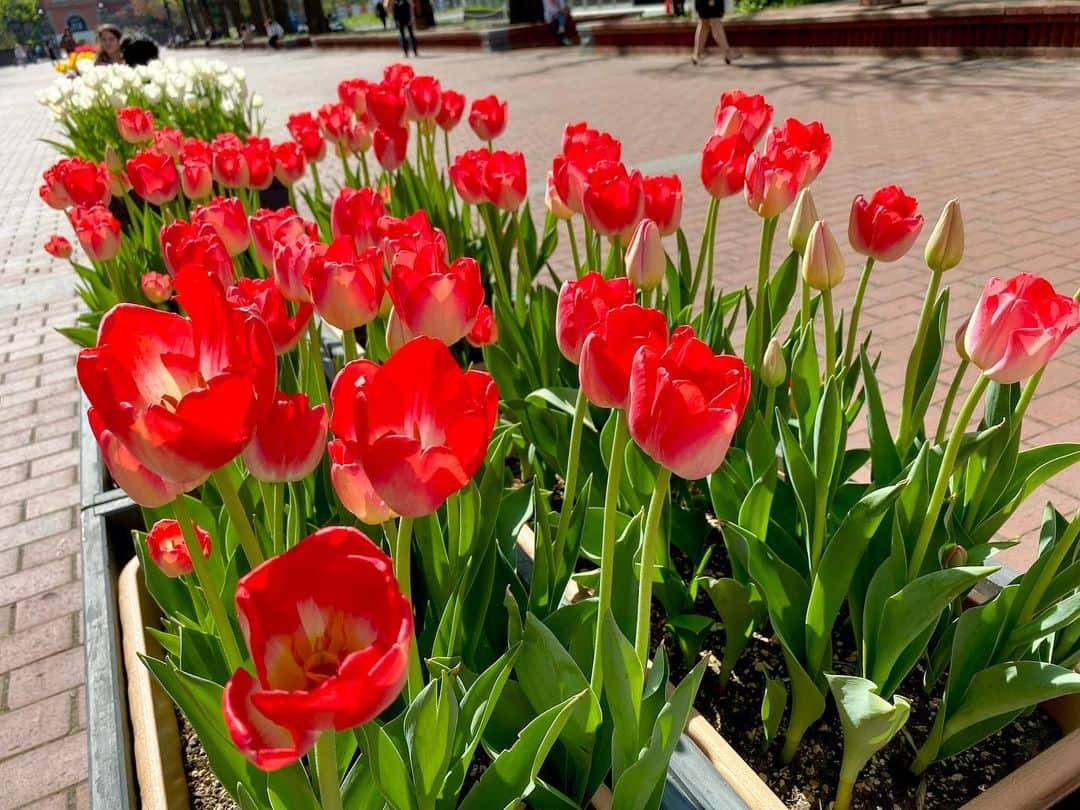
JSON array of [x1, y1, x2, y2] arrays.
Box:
[[37, 58, 250, 122]]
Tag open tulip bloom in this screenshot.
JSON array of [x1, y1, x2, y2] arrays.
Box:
[[60, 68, 1080, 810]]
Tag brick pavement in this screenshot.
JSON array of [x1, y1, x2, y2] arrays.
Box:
[[1, 48, 1078, 807]]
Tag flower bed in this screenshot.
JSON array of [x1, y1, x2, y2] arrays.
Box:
[[43, 55, 1080, 810]]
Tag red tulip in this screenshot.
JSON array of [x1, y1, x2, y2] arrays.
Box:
[[700, 133, 752, 200], [145, 518, 212, 578], [389, 245, 485, 345], [330, 338, 498, 516], [227, 276, 312, 355], [249, 207, 299, 269], [545, 169, 572, 220], [116, 106, 154, 144], [468, 94, 508, 141], [338, 77, 370, 116], [306, 238, 384, 331], [713, 90, 773, 144], [642, 174, 683, 236], [181, 137, 213, 165], [849, 185, 924, 262], [744, 149, 802, 219], [579, 304, 668, 409], [373, 125, 409, 172], [556, 271, 636, 364], [69, 205, 121, 262], [583, 161, 645, 239], [379, 210, 448, 268], [628, 326, 750, 479], [436, 89, 465, 131], [141, 271, 173, 303], [318, 102, 354, 143], [404, 75, 442, 122], [222, 527, 411, 769], [552, 124, 622, 214], [625, 219, 666, 290], [180, 159, 213, 200], [77, 269, 276, 484], [341, 122, 372, 156], [449, 148, 490, 205], [242, 391, 327, 483], [213, 142, 249, 189], [89, 409, 189, 506], [42, 157, 111, 209], [383, 62, 415, 88], [153, 128, 184, 159], [44, 234, 72, 259], [330, 187, 386, 252], [192, 197, 250, 257], [964, 274, 1080, 384], [243, 137, 274, 191], [366, 84, 407, 129], [466, 304, 497, 348], [287, 112, 327, 162], [482, 150, 527, 211], [329, 440, 395, 524], [273, 228, 323, 304], [160, 220, 235, 287], [271, 141, 307, 186], [766, 117, 831, 186]]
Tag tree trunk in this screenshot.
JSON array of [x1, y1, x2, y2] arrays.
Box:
[[302, 0, 329, 34], [270, 0, 289, 31], [222, 0, 246, 36], [179, 0, 199, 36]]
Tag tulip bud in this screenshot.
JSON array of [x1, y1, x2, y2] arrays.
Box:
[[924, 199, 964, 273], [761, 338, 787, 389], [940, 543, 967, 569], [545, 170, 572, 220], [141, 271, 174, 304], [145, 518, 211, 578], [625, 218, 666, 291], [787, 188, 818, 254], [801, 220, 845, 291], [954, 317, 970, 362], [104, 144, 123, 174]]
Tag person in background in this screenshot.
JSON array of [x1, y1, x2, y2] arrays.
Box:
[[543, 0, 572, 45], [266, 17, 285, 48], [14, 43, 27, 67], [692, 0, 735, 65], [375, 0, 388, 28], [95, 24, 125, 65], [121, 35, 160, 65], [390, 0, 418, 57], [60, 28, 77, 54]]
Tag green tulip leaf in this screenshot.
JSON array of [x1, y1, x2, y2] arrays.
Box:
[[705, 577, 765, 683], [459, 691, 584, 810], [860, 349, 900, 484], [357, 721, 417, 810], [761, 675, 787, 749], [827, 675, 911, 791], [601, 610, 645, 782], [405, 677, 458, 807], [1005, 589, 1080, 655]]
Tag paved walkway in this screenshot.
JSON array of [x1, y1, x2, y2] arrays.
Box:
[[0, 47, 1078, 807]]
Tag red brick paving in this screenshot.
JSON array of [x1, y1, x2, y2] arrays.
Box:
[[1, 47, 1079, 806]]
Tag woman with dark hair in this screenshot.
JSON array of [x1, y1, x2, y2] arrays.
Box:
[[691, 0, 735, 66], [390, 0, 418, 57], [95, 24, 125, 65]]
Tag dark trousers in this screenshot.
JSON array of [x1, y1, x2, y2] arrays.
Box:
[[396, 22, 417, 55]]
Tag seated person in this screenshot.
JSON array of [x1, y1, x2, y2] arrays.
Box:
[[543, 0, 572, 45]]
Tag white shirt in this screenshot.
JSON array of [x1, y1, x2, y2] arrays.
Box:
[[267, 22, 284, 37], [543, 0, 567, 23]]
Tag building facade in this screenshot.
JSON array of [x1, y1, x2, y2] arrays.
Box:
[[41, 0, 130, 40]]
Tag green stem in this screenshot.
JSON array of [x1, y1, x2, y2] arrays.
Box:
[[172, 497, 244, 669], [692, 198, 719, 303], [1013, 366, 1044, 428], [583, 220, 597, 271], [212, 469, 265, 567], [609, 235, 622, 279], [822, 289, 837, 380], [898, 270, 944, 450], [800, 261, 811, 329], [764, 386, 777, 428], [566, 218, 583, 276], [934, 360, 970, 445], [753, 216, 779, 371], [393, 517, 424, 702], [911, 710, 946, 775], [907, 374, 990, 580], [314, 731, 342, 810], [359, 151, 371, 188], [310, 161, 323, 202], [480, 207, 512, 308], [834, 777, 855, 810], [272, 482, 284, 556], [288, 183, 297, 211], [634, 467, 673, 667], [702, 200, 719, 311], [590, 409, 629, 697], [442, 129, 451, 169], [843, 257, 876, 369], [307, 319, 330, 405], [342, 328, 358, 363], [1017, 505, 1080, 625], [553, 390, 588, 570]]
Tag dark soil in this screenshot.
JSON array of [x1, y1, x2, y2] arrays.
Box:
[[656, 532, 1062, 810], [179, 711, 238, 810]]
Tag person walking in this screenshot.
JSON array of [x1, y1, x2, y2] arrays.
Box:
[[375, 0, 388, 29], [692, 0, 735, 65], [390, 0, 418, 57]]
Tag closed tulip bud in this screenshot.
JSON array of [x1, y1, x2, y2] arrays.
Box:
[[788, 188, 818, 254], [761, 338, 786, 388], [625, 218, 666, 291], [145, 519, 211, 578], [466, 304, 498, 348], [141, 271, 173, 304], [924, 199, 964, 273], [801, 220, 845, 291], [954, 317, 970, 362], [44, 235, 72, 259], [104, 144, 123, 174], [545, 170, 572, 220], [940, 543, 968, 569]]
